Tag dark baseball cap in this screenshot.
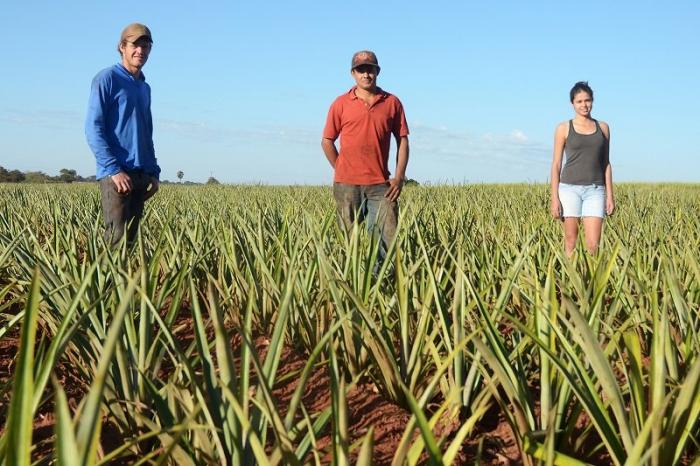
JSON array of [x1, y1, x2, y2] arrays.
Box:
[[351, 50, 380, 72]]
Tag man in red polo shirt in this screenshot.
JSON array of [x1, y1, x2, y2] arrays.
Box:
[[322, 50, 410, 261]]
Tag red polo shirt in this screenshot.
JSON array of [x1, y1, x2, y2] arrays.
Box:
[[323, 87, 409, 185]]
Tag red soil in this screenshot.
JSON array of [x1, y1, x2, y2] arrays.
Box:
[[0, 317, 525, 465]]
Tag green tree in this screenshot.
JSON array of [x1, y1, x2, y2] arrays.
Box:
[[24, 171, 50, 183], [6, 170, 25, 182], [0, 166, 27, 182], [58, 169, 77, 183], [206, 177, 220, 185], [177, 171, 184, 182]]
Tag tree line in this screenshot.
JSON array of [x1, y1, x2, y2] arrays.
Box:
[[1, 165, 417, 186], [0, 167, 95, 183], [0, 166, 223, 185]]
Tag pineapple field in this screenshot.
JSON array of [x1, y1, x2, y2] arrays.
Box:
[[0, 183, 699, 465]]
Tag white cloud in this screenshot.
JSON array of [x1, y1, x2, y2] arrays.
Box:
[[510, 129, 528, 142], [405, 124, 551, 183], [155, 118, 318, 147], [1, 107, 554, 183], [0, 109, 82, 130], [410, 124, 549, 164]]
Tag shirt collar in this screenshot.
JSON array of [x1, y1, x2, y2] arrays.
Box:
[[348, 86, 387, 101], [116, 63, 146, 82]]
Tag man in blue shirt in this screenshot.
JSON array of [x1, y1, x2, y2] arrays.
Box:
[[86, 23, 160, 245]]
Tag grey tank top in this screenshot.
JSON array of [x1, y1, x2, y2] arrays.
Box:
[[560, 119, 608, 186]]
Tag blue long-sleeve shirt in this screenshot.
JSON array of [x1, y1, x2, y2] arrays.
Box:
[[85, 63, 160, 180]]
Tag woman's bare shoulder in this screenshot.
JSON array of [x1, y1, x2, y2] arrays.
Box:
[[555, 120, 569, 137]]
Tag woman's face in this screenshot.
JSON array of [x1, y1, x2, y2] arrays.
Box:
[[571, 91, 593, 117]]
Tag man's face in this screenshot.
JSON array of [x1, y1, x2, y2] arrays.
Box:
[[351, 65, 379, 91], [119, 37, 152, 71]]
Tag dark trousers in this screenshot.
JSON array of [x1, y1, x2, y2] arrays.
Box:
[[99, 171, 151, 245], [333, 182, 398, 263]]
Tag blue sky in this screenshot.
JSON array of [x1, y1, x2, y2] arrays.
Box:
[[1, 1, 698, 184]]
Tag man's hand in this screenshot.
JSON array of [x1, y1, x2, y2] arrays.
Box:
[[144, 177, 159, 201], [321, 138, 338, 169], [385, 177, 403, 202], [111, 171, 133, 194]]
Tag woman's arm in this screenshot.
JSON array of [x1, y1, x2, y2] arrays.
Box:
[[600, 121, 614, 215], [550, 122, 567, 218]]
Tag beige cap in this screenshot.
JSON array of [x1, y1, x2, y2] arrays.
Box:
[[120, 23, 153, 43]]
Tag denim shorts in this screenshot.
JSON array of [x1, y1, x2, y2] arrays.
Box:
[[558, 183, 606, 218]]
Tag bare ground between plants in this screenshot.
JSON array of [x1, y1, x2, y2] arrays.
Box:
[[0, 316, 525, 465]]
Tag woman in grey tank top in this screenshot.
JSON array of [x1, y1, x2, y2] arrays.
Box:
[[550, 82, 615, 256]]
